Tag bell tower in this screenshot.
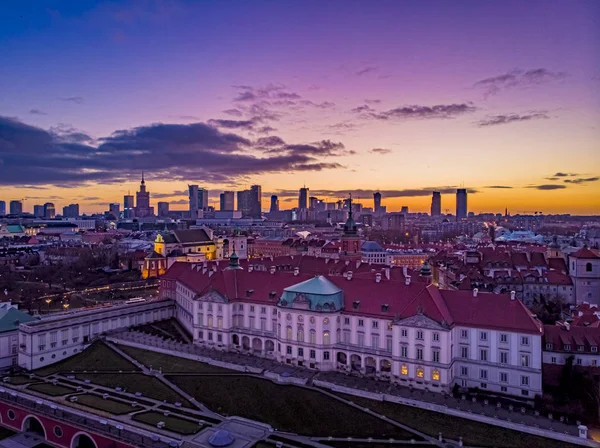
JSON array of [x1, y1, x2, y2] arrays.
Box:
[[340, 195, 361, 261]]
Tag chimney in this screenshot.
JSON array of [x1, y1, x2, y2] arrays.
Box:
[[347, 271, 353, 280], [248, 265, 253, 273], [510, 290, 516, 301], [269, 266, 276, 274], [405, 275, 411, 286], [473, 288, 478, 297], [294, 267, 299, 276], [375, 273, 382, 283], [402, 266, 408, 277]]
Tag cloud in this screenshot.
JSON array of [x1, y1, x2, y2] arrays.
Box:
[[208, 119, 256, 130], [59, 97, 84, 104], [29, 109, 47, 115], [477, 112, 549, 127], [299, 100, 336, 109], [364, 99, 381, 104], [255, 125, 277, 134], [222, 109, 243, 117], [484, 185, 513, 189], [255, 136, 286, 148], [527, 184, 567, 190], [328, 122, 358, 132], [553, 172, 577, 177], [0, 116, 346, 186], [355, 103, 476, 120], [233, 84, 301, 103], [152, 190, 188, 199], [564, 177, 599, 184], [355, 66, 378, 76], [474, 68, 568, 97], [83, 196, 101, 201], [271, 140, 353, 157], [172, 115, 199, 120], [369, 148, 392, 155], [169, 199, 188, 205]]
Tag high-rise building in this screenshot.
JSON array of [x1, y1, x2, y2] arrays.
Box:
[[0, 201, 5, 215], [135, 173, 154, 217], [237, 190, 252, 217], [373, 192, 381, 212], [250, 185, 262, 218], [298, 187, 309, 210], [456, 188, 468, 220], [431, 191, 441, 216], [9, 200, 22, 215], [43, 203, 55, 219], [124, 194, 135, 218], [219, 191, 235, 211], [189, 185, 209, 219], [270, 195, 279, 212], [157, 202, 170, 217], [309, 196, 319, 209], [400, 206, 409, 215], [109, 203, 120, 216], [63, 204, 79, 218], [33, 205, 45, 217]]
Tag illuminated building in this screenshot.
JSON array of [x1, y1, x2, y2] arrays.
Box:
[[43, 202, 55, 219], [134, 173, 154, 218], [123, 194, 134, 218]]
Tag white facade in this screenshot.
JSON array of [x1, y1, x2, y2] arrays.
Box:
[[0, 333, 19, 370], [18, 300, 175, 370], [569, 255, 600, 305]]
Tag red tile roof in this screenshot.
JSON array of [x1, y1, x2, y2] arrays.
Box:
[[570, 247, 600, 259], [543, 324, 600, 352], [548, 257, 567, 272]]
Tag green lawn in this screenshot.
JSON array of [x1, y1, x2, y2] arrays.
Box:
[[132, 411, 205, 435], [27, 382, 76, 396], [34, 341, 139, 376], [167, 374, 417, 439], [5, 375, 35, 385], [73, 373, 192, 407], [336, 394, 578, 448], [73, 394, 136, 415], [118, 344, 233, 373]]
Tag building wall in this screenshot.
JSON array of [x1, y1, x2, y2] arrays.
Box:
[[570, 258, 600, 304], [0, 332, 18, 371]]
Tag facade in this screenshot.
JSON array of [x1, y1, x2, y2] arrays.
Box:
[[9, 201, 22, 215], [270, 195, 279, 212], [43, 203, 55, 219], [109, 202, 120, 216], [220, 191, 235, 211], [123, 194, 135, 218], [298, 187, 309, 210], [33, 205, 45, 217], [62, 204, 79, 218], [157, 201, 169, 217], [431, 191, 441, 217], [135, 174, 154, 218], [162, 260, 543, 398], [569, 247, 600, 305], [373, 192, 381, 213], [0, 201, 5, 215], [237, 190, 252, 217], [189, 185, 209, 219], [0, 305, 36, 371], [456, 189, 467, 220], [153, 229, 217, 260], [250, 185, 262, 218], [18, 299, 174, 370]]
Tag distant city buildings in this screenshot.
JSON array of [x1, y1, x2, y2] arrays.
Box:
[[270, 195, 279, 212], [0, 201, 5, 215], [237, 186, 261, 218], [109, 203, 120, 217], [373, 191, 381, 213], [298, 187, 309, 210], [189, 185, 209, 219], [123, 194, 135, 218], [62, 204, 79, 218], [456, 188, 467, 220], [431, 191, 441, 216], [33, 205, 44, 218], [157, 201, 170, 217], [43, 202, 55, 219], [9, 201, 22, 215], [219, 191, 235, 211], [134, 173, 154, 218]]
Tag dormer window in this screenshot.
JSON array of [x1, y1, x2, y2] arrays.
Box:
[[564, 344, 571, 351], [352, 301, 360, 310], [545, 343, 553, 350], [577, 345, 585, 352], [592, 346, 598, 353], [381, 304, 389, 312]]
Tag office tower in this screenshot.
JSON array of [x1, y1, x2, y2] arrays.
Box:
[[43, 203, 55, 219], [220, 191, 235, 211], [9, 201, 22, 215], [456, 188, 468, 220], [250, 185, 262, 218], [109, 203, 120, 216], [157, 202, 169, 217], [298, 187, 309, 209], [270, 195, 279, 212], [343, 198, 351, 210], [373, 192, 381, 212], [431, 191, 441, 216], [309, 196, 319, 209], [135, 173, 154, 217], [401, 206, 409, 215], [124, 194, 135, 218], [33, 205, 45, 217], [0, 201, 5, 215], [237, 190, 252, 217], [63, 204, 79, 218], [189, 185, 209, 218]]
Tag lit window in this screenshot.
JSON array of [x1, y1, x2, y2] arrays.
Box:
[[401, 365, 408, 375], [432, 369, 440, 381], [323, 332, 330, 345], [416, 367, 424, 378]]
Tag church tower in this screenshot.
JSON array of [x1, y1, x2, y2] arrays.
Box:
[[340, 196, 361, 261]]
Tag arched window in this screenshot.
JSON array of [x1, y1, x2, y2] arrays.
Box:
[[297, 327, 304, 342], [416, 367, 424, 378], [432, 369, 440, 381], [286, 326, 292, 340], [323, 331, 330, 345], [309, 329, 316, 344], [586, 262, 593, 272]]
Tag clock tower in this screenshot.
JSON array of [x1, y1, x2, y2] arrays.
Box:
[[340, 196, 362, 261]]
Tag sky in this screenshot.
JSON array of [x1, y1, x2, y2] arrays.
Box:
[[1, 0, 599, 215]]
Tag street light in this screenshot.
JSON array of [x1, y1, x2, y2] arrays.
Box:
[[62, 303, 69, 311], [45, 298, 51, 311]]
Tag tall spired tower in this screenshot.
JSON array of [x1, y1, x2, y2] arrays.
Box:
[[340, 195, 361, 261], [135, 172, 154, 217]]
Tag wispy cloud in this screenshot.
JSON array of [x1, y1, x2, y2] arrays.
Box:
[[485, 185, 513, 189], [477, 111, 549, 127], [222, 109, 243, 117], [474, 68, 568, 97], [369, 148, 392, 155], [29, 109, 47, 115], [527, 184, 567, 190], [354, 103, 476, 121], [58, 96, 84, 104], [564, 177, 599, 184], [364, 99, 381, 104], [355, 66, 378, 76]]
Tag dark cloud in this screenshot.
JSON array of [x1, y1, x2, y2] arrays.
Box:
[[0, 116, 345, 186], [369, 148, 392, 155], [328, 122, 358, 132], [355, 66, 377, 76], [83, 196, 101, 201], [484, 185, 513, 189], [291, 162, 344, 171], [527, 185, 567, 190], [29, 109, 47, 115], [564, 177, 599, 184], [59, 96, 84, 104], [172, 115, 199, 120], [279, 140, 352, 157], [364, 99, 381, 104], [169, 199, 188, 205], [553, 172, 578, 177], [355, 104, 476, 120], [299, 100, 335, 109], [233, 84, 301, 103], [152, 190, 188, 199], [222, 109, 243, 117], [208, 119, 256, 130], [477, 112, 549, 127], [255, 136, 286, 148], [255, 126, 277, 134], [474, 69, 568, 97]]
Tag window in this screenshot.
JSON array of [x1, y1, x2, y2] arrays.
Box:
[[286, 346, 292, 355], [371, 334, 378, 349], [208, 303, 213, 312], [521, 354, 529, 367], [217, 334, 222, 343], [198, 331, 203, 340], [416, 330, 424, 340], [546, 343, 553, 350], [586, 262, 593, 272], [401, 365, 408, 375], [521, 390, 529, 396], [386, 336, 393, 353], [298, 348, 304, 357], [208, 316, 213, 328], [208, 332, 213, 341], [310, 349, 316, 359], [461, 346, 469, 358], [432, 369, 440, 381], [551, 356, 557, 364], [480, 369, 488, 380], [564, 344, 571, 351], [500, 351, 508, 364], [286, 326, 292, 341], [577, 345, 584, 352], [433, 332, 440, 342], [344, 317, 350, 325], [416, 348, 423, 360], [501, 386, 507, 392], [500, 334, 508, 343], [416, 367, 424, 378], [577, 358, 582, 365], [357, 333, 365, 347], [480, 349, 488, 362], [297, 328, 304, 342], [323, 351, 330, 360], [323, 332, 330, 345], [461, 329, 468, 339], [309, 330, 316, 344], [460, 366, 468, 376], [358, 319, 364, 327], [521, 336, 529, 346], [401, 346, 408, 358], [481, 383, 487, 389], [250, 305, 255, 312], [592, 346, 598, 353], [261, 306, 266, 314], [480, 331, 488, 341], [372, 321, 379, 329], [401, 328, 408, 337], [343, 330, 351, 344], [432, 349, 440, 363], [500, 372, 508, 383]]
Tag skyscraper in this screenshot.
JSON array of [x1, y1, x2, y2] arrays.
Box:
[[220, 191, 235, 211], [431, 191, 441, 216], [309, 196, 318, 209], [109, 203, 120, 216], [44, 202, 55, 219], [250, 185, 262, 218], [63, 204, 79, 218], [0, 201, 5, 215], [456, 188, 468, 220], [298, 187, 309, 209], [124, 194, 134, 218], [10, 201, 22, 215], [33, 205, 45, 217], [270, 195, 279, 212], [237, 190, 252, 217], [373, 192, 381, 212], [188, 185, 209, 219], [157, 201, 170, 217], [135, 173, 154, 217]]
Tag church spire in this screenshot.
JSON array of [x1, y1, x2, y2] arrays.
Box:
[[141, 171, 145, 185]]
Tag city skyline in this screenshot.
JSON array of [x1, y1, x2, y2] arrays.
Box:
[[1, 1, 599, 214]]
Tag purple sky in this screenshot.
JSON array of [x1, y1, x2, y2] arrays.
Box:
[[1, 0, 599, 213]]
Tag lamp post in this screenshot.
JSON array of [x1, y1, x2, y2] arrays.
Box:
[[62, 303, 69, 311], [45, 299, 51, 312]]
